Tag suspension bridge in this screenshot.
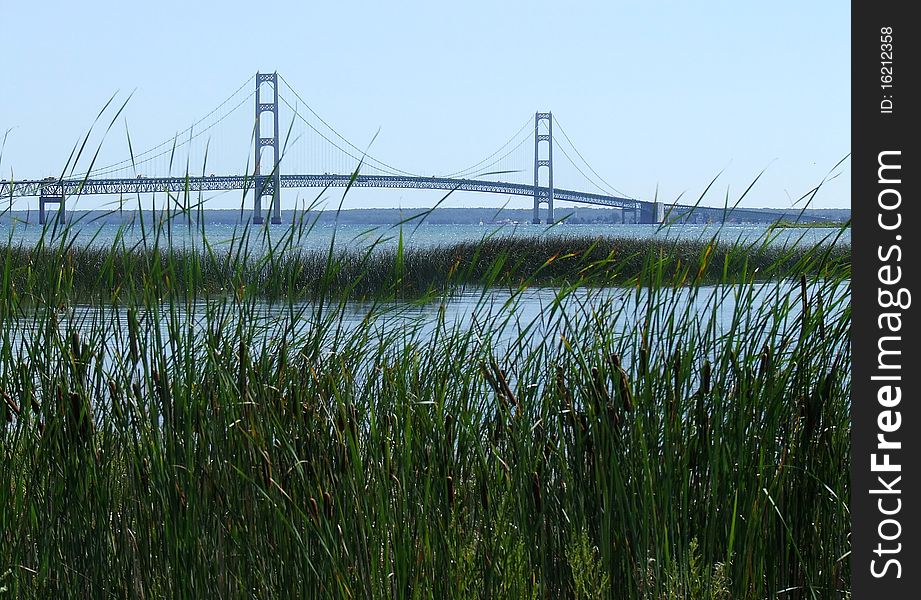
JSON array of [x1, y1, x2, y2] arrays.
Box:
[[1, 72, 789, 226]]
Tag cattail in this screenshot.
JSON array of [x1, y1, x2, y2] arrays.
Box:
[[335, 408, 346, 435], [617, 370, 634, 413], [55, 383, 64, 415], [759, 344, 772, 379], [445, 414, 455, 442], [577, 412, 589, 435], [128, 308, 139, 364], [2, 390, 18, 418], [69, 391, 93, 442], [309, 497, 320, 524], [480, 362, 504, 403], [175, 482, 187, 510], [555, 365, 574, 413], [238, 338, 248, 397], [531, 471, 543, 514], [800, 274, 810, 324], [446, 475, 455, 508], [493, 364, 518, 410], [323, 490, 333, 519], [608, 354, 634, 413], [140, 457, 149, 491], [153, 369, 171, 403], [590, 367, 610, 416], [107, 379, 119, 402], [70, 331, 81, 360], [639, 332, 649, 376], [605, 403, 620, 432]]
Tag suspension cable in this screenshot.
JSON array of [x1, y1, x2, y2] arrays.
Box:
[[443, 115, 533, 178], [86, 90, 255, 178], [278, 75, 420, 177], [277, 94, 415, 177], [455, 128, 535, 181], [552, 115, 633, 198], [80, 77, 255, 177]]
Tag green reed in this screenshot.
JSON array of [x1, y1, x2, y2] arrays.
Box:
[[1, 225, 848, 303], [0, 177, 850, 598]]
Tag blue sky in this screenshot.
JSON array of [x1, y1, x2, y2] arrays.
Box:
[[1, 1, 850, 211]]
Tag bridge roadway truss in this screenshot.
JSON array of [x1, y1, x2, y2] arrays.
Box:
[[2, 173, 657, 218], [1, 173, 812, 224]]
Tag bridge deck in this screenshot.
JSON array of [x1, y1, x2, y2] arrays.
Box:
[[2, 173, 813, 222], [2, 174, 641, 210]]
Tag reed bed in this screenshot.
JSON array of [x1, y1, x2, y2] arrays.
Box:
[[2, 217, 849, 302], [0, 203, 851, 598]]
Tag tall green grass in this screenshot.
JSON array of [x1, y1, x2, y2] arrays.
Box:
[[0, 196, 850, 598], [2, 223, 849, 302]]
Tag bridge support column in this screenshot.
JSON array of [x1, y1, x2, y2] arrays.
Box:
[[533, 112, 553, 224], [39, 193, 65, 225], [638, 201, 663, 224], [254, 72, 282, 225]]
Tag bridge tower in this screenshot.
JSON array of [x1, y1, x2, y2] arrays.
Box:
[[253, 72, 282, 225], [532, 112, 554, 224]]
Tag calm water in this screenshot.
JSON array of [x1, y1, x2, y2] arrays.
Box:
[[4, 219, 849, 363], [0, 220, 849, 250], [9, 281, 849, 364]]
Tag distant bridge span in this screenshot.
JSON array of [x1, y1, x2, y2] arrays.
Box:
[[1, 173, 817, 226], [2, 71, 814, 226], [3, 173, 671, 226]]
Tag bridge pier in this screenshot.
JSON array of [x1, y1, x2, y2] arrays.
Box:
[[638, 201, 664, 225], [38, 193, 65, 225]]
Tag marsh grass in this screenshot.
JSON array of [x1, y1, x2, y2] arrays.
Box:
[[0, 148, 851, 598], [2, 223, 849, 303]]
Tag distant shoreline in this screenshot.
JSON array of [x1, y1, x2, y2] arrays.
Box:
[[1, 206, 851, 226], [768, 219, 850, 229]]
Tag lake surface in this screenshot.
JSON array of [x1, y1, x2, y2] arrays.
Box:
[[3, 219, 850, 367], [1, 220, 849, 250], [7, 280, 849, 367]]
